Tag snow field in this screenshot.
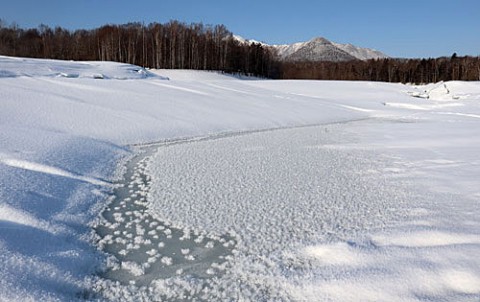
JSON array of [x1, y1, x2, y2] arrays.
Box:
[[1, 56, 480, 301]]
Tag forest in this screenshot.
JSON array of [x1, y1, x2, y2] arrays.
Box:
[[279, 55, 480, 83], [0, 20, 273, 77], [1, 20, 479, 83]]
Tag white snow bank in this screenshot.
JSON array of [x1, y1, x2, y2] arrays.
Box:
[[0, 55, 162, 80]]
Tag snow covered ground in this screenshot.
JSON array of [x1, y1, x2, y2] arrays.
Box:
[[1, 55, 479, 301]]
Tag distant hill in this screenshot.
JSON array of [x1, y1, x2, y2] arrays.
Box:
[[234, 35, 388, 62]]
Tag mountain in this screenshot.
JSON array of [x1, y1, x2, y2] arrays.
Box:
[[234, 35, 388, 62], [274, 37, 357, 62], [331, 42, 388, 61]]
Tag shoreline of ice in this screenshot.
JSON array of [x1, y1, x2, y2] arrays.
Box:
[[92, 143, 238, 301]]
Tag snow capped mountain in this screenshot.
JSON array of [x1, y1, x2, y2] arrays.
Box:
[[232, 35, 268, 47], [274, 37, 357, 62], [272, 37, 388, 62], [234, 35, 388, 62], [332, 42, 388, 61]]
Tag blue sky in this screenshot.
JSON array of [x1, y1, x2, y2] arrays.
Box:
[[2, 0, 479, 58]]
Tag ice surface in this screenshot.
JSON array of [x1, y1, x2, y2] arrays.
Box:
[[1, 55, 480, 301], [94, 147, 235, 300], [142, 123, 412, 300]]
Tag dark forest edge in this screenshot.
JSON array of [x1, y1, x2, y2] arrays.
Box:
[[1, 20, 479, 83]]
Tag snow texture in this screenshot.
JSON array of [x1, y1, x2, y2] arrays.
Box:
[[1, 55, 479, 301]]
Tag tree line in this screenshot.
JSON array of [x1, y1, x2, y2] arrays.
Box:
[[279, 55, 480, 83], [1, 20, 479, 83], [0, 20, 274, 77]]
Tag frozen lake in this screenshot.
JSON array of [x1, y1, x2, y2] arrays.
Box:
[[94, 115, 480, 301], [95, 120, 417, 300]]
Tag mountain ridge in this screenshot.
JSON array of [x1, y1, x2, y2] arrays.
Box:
[[234, 35, 388, 62]]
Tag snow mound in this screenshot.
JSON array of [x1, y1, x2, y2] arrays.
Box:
[[0, 55, 164, 80], [407, 81, 480, 101]]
